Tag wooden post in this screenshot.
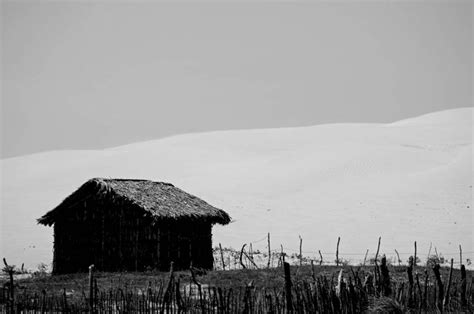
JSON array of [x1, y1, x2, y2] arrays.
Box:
[[336, 237, 340, 266], [63, 288, 68, 312], [415, 272, 422, 309], [3, 258, 14, 313], [413, 241, 417, 267], [318, 250, 323, 266], [423, 269, 429, 310], [394, 249, 401, 266], [283, 262, 293, 312], [432, 263, 444, 310], [460, 264, 467, 306], [375, 237, 381, 262], [249, 243, 253, 262], [407, 256, 414, 306], [239, 244, 247, 269], [443, 258, 454, 309], [243, 251, 259, 269], [299, 235, 303, 266], [335, 269, 344, 297], [89, 264, 95, 313], [219, 243, 225, 271], [459, 244, 462, 266], [374, 237, 381, 285], [380, 255, 391, 296], [163, 261, 175, 308], [267, 233, 271, 268], [190, 264, 205, 312], [363, 249, 369, 266]]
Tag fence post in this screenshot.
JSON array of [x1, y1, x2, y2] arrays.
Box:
[[443, 258, 453, 309], [407, 256, 414, 306], [190, 264, 205, 312], [374, 237, 381, 288], [2, 258, 14, 314], [394, 249, 401, 266], [380, 255, 391, 296], [336, 237, 340, 266], [432, 263, 444, 311], [239, 244, 247, 269], [363, 249, 369, 266], [413, 241, 417, 267], [299, 235, 303, 266], [89, 264, 95, 313], [267, 233, 271, 268], [460, 264, 467, 306], [163, 261, 175, 311], [283, 262, 293, 312], [219, 243, 225, 270]]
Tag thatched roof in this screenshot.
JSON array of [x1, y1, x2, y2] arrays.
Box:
[[38, 178, 231, 226]]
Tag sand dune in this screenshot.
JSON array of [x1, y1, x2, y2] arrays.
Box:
[[1, 108, 472, 269]]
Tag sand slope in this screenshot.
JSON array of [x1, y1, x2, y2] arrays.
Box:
[[1, 108, 472, 269]]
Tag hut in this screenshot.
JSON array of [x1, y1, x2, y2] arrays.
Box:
[[38, 178, 231, 274]]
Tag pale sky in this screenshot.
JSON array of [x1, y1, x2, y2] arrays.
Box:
[[1, 1, 472, 158]]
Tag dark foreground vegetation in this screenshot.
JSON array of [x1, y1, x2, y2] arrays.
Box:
[[1, 257, 473, 313]]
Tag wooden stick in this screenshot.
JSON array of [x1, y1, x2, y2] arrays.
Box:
[[336, 269, 344, 297], [407, 257, 414, 306], [443, 258, 454, 309], [190, 264, 205, 312], [432, 263, 444, 310], [423, 269, 429, 310], [283, 262, 293, 312], [89, 264, 95, 313], [267, 233, 271, 268], [380, 255, 391, 296], [336, 237, 341, 266], [413, 241, 417, 267], [280, 244, 285, 265], [394, 249, 401, 266], [459, 244, 462, 266], [243, 251, 259, 269], [239, 244, 247, 269], [460, 264, 467, 306], [319, 250, 323, 266], [374, 237, 381, 285], [375, 237, 381, 262], [415, 272, 422, 309], [363, 249, 369, 266], [299, 235, 303, 266], [249, 243, 253, 262], [426, 242, 432, 266], [219, 243, 225, 271], [3, 258, 14, 313]]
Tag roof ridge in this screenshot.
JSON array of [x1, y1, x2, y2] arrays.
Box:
[[91, 177, 174, 187]]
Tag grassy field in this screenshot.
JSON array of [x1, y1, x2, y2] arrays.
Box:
[[2, 263, 472, 312], [10, 264, 471, 293]]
